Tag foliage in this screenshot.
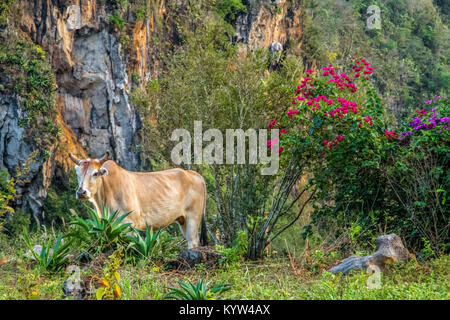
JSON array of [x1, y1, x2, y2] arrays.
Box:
[[216, 230, 248, 266], [128, 225, 161, 260], [212, 0, 247, 23], [1, 150, 37, 233], [108, 13, 125, 31], [0, 0, 12, 28], [386, 96, 449, 254], [5, 209, 31, 237], [23, 228, 73, 273], [0, 170, 16, 226], [96, 247, 124, 300], [126, 225, 181, 262], [164, 279, 231, 300], [67, 206, 133, 254], [1, 226, 449, 300]]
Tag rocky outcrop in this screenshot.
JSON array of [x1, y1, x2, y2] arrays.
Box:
[[235, 0, 302, 52]]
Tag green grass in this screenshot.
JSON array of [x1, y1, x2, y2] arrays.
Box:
[[0, 231, 448, 300]]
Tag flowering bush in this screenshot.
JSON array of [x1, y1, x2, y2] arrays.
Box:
[[269, 59, 449, 254], [388, 96, 449, 253]]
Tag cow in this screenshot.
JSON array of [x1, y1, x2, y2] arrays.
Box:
[[68, 151, 207, 249]]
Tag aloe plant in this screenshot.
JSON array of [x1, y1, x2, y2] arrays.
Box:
[[165, 279, 231, 300], [23, 228, 73, 272], [128, 224, 161, 260], [67, 206, 133, 253]]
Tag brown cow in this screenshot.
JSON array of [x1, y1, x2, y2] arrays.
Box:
[[69, 151, 207, 248]]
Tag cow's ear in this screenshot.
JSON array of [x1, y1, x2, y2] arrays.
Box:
[[99, 167, 109, 176]]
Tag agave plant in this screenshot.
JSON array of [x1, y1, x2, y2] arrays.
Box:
[[128, 224, 161, 260], [67, 206, 133, 253], [23, 228, 73, 272], [164, 279, 231, 300]]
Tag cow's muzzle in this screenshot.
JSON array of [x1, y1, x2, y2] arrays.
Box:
[[76, 188, 89, 199]]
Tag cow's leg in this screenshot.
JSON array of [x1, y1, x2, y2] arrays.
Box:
[[175, 217, 187, 238], [185, 215, 201, 249]]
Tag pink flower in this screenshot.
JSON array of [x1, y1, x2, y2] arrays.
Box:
[[287, 109, 299, 119], [268, 120, 277, 129]]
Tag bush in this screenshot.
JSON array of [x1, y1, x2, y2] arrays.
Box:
[[272, 59, 448, 255], [387, 95, 449, 254], [126, 225, 180, 263], [96, 248, 124, 300]]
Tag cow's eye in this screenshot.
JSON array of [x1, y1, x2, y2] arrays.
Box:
[[92, 171, 99, 177]]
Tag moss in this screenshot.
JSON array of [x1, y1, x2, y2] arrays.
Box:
[[0, 0, 13, 28]]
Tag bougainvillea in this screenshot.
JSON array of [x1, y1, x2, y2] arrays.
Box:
[[267, 57, 386, 161], [266, 58, 449, 253]]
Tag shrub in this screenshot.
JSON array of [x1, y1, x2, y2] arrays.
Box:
[[0, 170, 16, 226], [23, 228, 73, 273], [128, 225, 161, 261], [216, 230, 248, 265], [96, 247, 124, 300], [387, 95, 449, 253], [0, 32, 57, 144], [272, 59, 448, 254]]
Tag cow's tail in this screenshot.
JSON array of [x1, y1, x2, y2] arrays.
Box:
[[200, 177, 208, 247]]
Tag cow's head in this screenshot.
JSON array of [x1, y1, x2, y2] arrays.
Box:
[[69, 151, 110, 200]]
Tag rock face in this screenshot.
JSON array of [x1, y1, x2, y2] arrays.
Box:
[[327, 234, 411, 275], [235, 0, 302, 52], [20, 0, 141, 170], [0, 95, 50, 217]]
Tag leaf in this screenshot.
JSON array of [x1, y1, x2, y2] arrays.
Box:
[[114, 271, 121, 283], [114, 284, 122, 298], [96, 287, 105, 300], [102, 279, 110, 288]]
